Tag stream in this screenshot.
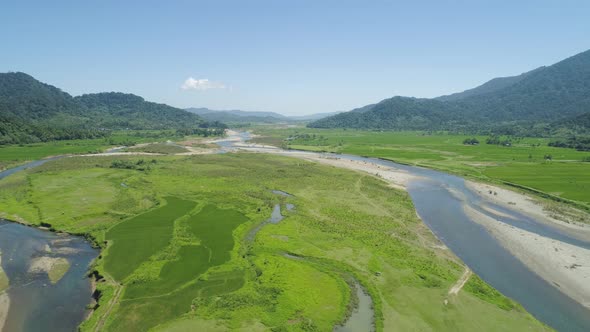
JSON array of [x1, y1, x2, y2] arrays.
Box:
[[248, 191, 374, 332], [334, 281, 375, 332]]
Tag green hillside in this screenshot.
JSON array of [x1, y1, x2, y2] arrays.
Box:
[[309, 49, 590, 134], [0, 72, 210, 145], [75, 92, 205, 130]]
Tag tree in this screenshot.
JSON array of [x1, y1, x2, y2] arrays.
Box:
[[463, 138, 479, 145]]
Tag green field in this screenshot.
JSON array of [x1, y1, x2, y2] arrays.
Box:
[[253, 127, 590, 207], [104, 197, 196, 281], [0, 130, 185, 171], [0, 153, 548, 331], [122, 205, 248, 299]]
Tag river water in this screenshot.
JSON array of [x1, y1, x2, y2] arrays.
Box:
[[220, 132, 590, 331], [0, 159, 98, 332], [0, 220, 97, 332]]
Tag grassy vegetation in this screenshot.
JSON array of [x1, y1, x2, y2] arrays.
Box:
[[0, 252, 8, 292], [104, 197, 196, 281], [253, 127, 590, 208], [0, 153, 548, 331], [0, 130, 183, 171], [48, 258, 71, 284]]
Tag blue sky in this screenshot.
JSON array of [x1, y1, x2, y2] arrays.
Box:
[[1, 1, 589, 115]]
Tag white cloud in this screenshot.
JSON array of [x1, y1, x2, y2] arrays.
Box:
[[181, 77, 226, 91]]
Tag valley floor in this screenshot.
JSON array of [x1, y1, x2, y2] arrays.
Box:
[[251, 127, 590, 210], [236, 136, 590, 312], [0, 144, 549, 331]]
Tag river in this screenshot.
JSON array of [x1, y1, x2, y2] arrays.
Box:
[[220, 132, 590, 332], [0, 220, 97, 332], [0, 159, 98, 332], [1, 134, 589, 331]]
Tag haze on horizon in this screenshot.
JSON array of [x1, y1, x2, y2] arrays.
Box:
[[1, 0, 589, 116]]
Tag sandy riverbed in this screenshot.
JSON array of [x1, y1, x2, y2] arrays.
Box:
[[466, 181, 590, 241], [465, 205, 590, 308], [300, 154, 417, 189], [232, 143, 419, 189]]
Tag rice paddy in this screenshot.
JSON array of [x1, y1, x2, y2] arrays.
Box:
[[104, 197, 196, 281]]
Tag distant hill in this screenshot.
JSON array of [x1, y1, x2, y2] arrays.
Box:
[[186, 107, 339, 123], [186, 107, 289, 123], [0, 72, 84, 121], [287, 111, 342, 121], [309, 49, 590, 135], [309, 97, 460, 131], [0, 72, 209, 144], [187, 107, 288, 119], [76, 92, 205, 130]]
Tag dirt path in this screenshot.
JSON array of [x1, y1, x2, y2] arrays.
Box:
[[94, 283, 123, 332], [448, 267, 472, 296]]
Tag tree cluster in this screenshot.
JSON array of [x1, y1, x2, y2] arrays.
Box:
[[462, 138, 479, 145]]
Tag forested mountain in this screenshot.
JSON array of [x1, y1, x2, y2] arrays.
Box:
[[0, 72, 82, 120], [552, 112, 590, 133], [309, 97, 462, 130], [0, 72, 210, 144], [309, 49, 590, 135], [436, 67, 544, 102], [75, 92, 205, 129]]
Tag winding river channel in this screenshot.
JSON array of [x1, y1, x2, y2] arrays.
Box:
[[1, 133, 589, 331], [346, 154, 590, 331], [223, 132, 590, 332]]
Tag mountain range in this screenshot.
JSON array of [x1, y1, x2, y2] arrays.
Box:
[[186, 107, 339, 124], [3, 48, 589, 145], [309, 49, 590, 136]]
